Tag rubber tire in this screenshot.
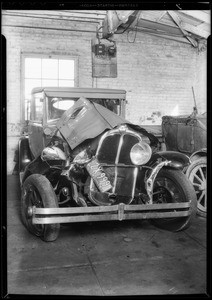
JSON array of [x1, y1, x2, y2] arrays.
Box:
[[151, 169, 197, 232], [21, 174, 60, 242], [186, 157, 207, 218]]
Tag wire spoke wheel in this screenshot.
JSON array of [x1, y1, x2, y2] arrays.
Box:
[[186, 157, 207, 217]]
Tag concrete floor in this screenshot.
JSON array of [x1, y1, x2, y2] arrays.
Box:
[[7, 175, 207, 296]]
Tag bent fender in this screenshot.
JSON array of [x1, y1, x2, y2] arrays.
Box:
[[149, 151, 190, 170]]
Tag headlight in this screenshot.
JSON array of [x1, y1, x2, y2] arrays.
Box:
[[130, 141, 152, 165], [73, 149, 91, 164], [41, 146, 66, 161]]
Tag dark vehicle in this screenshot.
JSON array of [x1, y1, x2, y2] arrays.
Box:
[[19, 87, 197, 241], [162, 113, 206, 217]]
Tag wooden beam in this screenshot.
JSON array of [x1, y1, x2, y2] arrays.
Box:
[[135, 18, 183, 36], [156, 11, 168, 22], [131, 27, 193, 45], [168, 10, 209, 39], [167, 11, 198, 47], [178, 21, 209, 39], [180, 10, 210, 24], [3, 10, 106, 21]]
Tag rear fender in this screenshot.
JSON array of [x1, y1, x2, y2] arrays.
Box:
[[190, 148, 207, 161], [149, 151, 190, 170]]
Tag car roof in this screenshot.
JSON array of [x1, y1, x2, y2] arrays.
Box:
[[31, 87, 126, 99]]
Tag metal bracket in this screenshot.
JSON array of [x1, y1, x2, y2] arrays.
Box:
[[145, 160, 171, 204], [118, 203, 125, 221]]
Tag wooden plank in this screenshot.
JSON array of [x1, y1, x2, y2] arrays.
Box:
[[3, 10, 106, 21], [135, 18, 183, 36], [179, 10, 210, 24], [157, 11, 168, 22], [179, 22, 210, 39], [4, 10, 106, 17], [134, 28, 193, 45], [61, 10, 107, 16], [167, 11, 198, 47]]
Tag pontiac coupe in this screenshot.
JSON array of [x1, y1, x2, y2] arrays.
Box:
[[19, 87, 197, 241]]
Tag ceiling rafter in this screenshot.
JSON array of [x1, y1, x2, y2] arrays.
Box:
[[180, 22, 209, 39], [167, 11, 198, 47], [2, 9, 210, 47], [102, 9, 210, 47], [2, 11, 101, 24], [3, 10, 106, 21], [179, 10, 210, 24], [156, 11, 168, 22]]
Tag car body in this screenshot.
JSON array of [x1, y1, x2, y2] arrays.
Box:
[[162, 113, 207, 216], [19, 87, 197, 241]]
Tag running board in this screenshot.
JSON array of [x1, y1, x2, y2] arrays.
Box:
[[28, 203, 191, 225]]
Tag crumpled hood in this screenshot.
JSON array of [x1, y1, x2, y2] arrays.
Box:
[[56, 97, 158, 150], [56, 97, 129, 149]]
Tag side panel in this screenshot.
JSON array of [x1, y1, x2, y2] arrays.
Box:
[[162, 115, 207, 155], [19, 137, 33, 172], [28, 122, 45, 158]]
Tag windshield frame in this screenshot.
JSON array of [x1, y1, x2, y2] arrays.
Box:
[[46, 96, 77, 122], [45, 95, 123, 123]]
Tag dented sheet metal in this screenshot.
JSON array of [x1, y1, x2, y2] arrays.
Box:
[[56, 97, 128, 149]]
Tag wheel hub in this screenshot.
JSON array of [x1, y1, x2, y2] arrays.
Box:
[[153, 186, 172, 203], [27, 206, 33, 218]]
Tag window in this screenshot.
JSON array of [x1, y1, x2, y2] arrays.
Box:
[[32, 92, 44, 122], [48, 97, 75, 120], [22, 54, 78, 120]]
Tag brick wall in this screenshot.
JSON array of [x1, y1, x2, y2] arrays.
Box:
[[194, 50, 207, 113], [97, 33, 207, 123], [2, 12, 207, 173]]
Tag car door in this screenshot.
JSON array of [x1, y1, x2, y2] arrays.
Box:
[[28, 93, 45, 158]]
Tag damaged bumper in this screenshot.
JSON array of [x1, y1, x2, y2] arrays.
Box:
[[28, 202, 191, 225]]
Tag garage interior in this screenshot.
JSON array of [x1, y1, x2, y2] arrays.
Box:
[[2, 6, 210, 296]]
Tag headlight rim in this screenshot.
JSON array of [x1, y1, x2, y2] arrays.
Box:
[[130, 141, 152, 166]]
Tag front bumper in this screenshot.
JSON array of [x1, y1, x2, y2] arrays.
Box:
[[28, 202, 191, 225]]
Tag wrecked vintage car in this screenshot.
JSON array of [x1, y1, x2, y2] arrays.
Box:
[[162, 113, 206, 217], [19, 87, 197, 242]]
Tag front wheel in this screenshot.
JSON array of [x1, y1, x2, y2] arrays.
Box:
[[151, 169, 197, 231], [21, 174, 60, 242]]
